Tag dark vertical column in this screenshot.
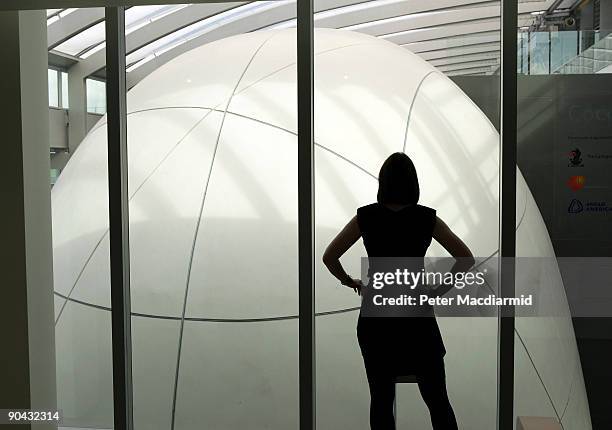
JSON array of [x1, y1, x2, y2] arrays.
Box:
[[527, 31, 531, 75], [499, 0, 517, 429], [600, 0, 612, 37], [548, 32, 552, 74], [105, 7, 133, 430], [0, 10, 56, 430], [297, 0, 315, 428]]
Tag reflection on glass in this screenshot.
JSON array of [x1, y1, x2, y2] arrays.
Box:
[[551, 31, 578, 71], [312, 3, 501, 426], [48, 69, 59, 107], [529, 31, 550, 75], [61, 71, 69, 108], [86, 78, 106, 114], [126, 6, 299, 429], [518, 30, 612, 75], [514, 17, 593, 430], [50, 8, 113, 428]]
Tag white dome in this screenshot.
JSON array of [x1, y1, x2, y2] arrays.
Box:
[[52, 28, 590, 429]]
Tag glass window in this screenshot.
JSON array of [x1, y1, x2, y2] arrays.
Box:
[[550, 30, 578, 72], [125, 2, 278, 71], [61, 72, 69, 108], [529, 31, 551, 75], [48, 69, 59, 107], [123, 4, 299, 429], [86, 78, 106, 114], [312, 1, 502, 428]]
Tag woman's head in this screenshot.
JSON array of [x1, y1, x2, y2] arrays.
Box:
[[377, 153, 420, 205]]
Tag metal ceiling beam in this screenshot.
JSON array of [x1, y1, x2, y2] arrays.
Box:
[[403, 31, 500, 53], [77, 0, 355, 79], [417, 42, 500, 59], [384, 13, 532, 46], [436, 57, 499, 71], [384, 19, 501, 44], [77, 2, 246, 77], [127, 1, 298, 87], [1, 1, 225, 10], [345, 2, 547, 36], [36, 0, 549, 90], [348, 6, 503, 36], [122, 5, 539, 85], [446, 66, 494, 75], [429, 51, 500, 66], [48, 50, 78, 69], [448, 70, 489, 76], [308, 0, 494, 29], [47, 7, 105, 49], [443, 63, 497, 74]]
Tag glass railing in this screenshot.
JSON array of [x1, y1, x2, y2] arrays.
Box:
[[518, 30, 612, 75]]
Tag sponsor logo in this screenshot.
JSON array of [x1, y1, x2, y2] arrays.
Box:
[[568, 148, 583, 167], [568, 199, 612, 213], [568, 199, 583, 213], [567, 175, 586, 191], [584, 201, 612, 212]]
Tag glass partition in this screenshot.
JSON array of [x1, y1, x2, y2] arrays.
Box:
[[313, 1, 501, 428], [518, 30, 612, 75], [124, 3, 299, 429], [48, 7, 115, 429], [11, 3, 606, 430], [513, 21, 601, 430]]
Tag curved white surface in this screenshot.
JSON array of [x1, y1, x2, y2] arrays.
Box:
[[596, 63, 612, 74], [52, 29, 590, 429]]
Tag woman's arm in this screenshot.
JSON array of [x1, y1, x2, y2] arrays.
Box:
[[322, 216, 362, 293], [430, 216, 475, 296], [432, 216, 475, 268]]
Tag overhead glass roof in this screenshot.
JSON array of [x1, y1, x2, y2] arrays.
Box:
[[47, 0, 565, 81], [53, 5, 191, 57]]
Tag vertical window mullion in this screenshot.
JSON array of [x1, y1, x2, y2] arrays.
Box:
[[297, 0, 315, 428], [105, 7, 133, 430], [498, 0, 517, 429]]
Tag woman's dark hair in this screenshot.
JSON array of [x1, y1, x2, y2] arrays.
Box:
[[377, 152, 420, 205]]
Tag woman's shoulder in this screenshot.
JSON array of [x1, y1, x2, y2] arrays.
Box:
[[357, 203, 379, 213], [356, 203, 380, 231], [416, 204, 436, 216], [416, 205, 437, 225], [357, 203, 435, 214]]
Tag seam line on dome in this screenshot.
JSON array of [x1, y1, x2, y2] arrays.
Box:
[[88, 43, 378, 136], [53, 250, 498, 321], [56, 103, 512, 327], [52, 290, 364, 321], [126, 106, 379, 179], [54, 106, 379, 327], [559, 363, 577, 421], [115, 105, 515, 230], [169, 33, 276, 430], [89, 105, 382, 180], [402, 70, 436, 153], [476, 248, 567, 427], [515, 328, 565, 425], [53, 108, 216, 327], [223, 109, 379, 179], [233, 41, 377, 96]]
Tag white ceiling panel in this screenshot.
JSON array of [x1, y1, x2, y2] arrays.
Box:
[[48, 0, 555, 81]]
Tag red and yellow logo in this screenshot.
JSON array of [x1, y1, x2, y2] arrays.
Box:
[[567, 175, 585, 191]]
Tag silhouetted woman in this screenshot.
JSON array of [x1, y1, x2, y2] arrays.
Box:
[[323, 153, 474, 430]]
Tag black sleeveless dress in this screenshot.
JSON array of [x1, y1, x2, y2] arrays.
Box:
[[356, 203, 446, 377]]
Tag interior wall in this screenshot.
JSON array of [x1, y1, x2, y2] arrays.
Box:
[[452, 74, 612, 260], [453, 73, 612, 430], [0, 9, 57, 427], [49, 109, 103, 173]]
